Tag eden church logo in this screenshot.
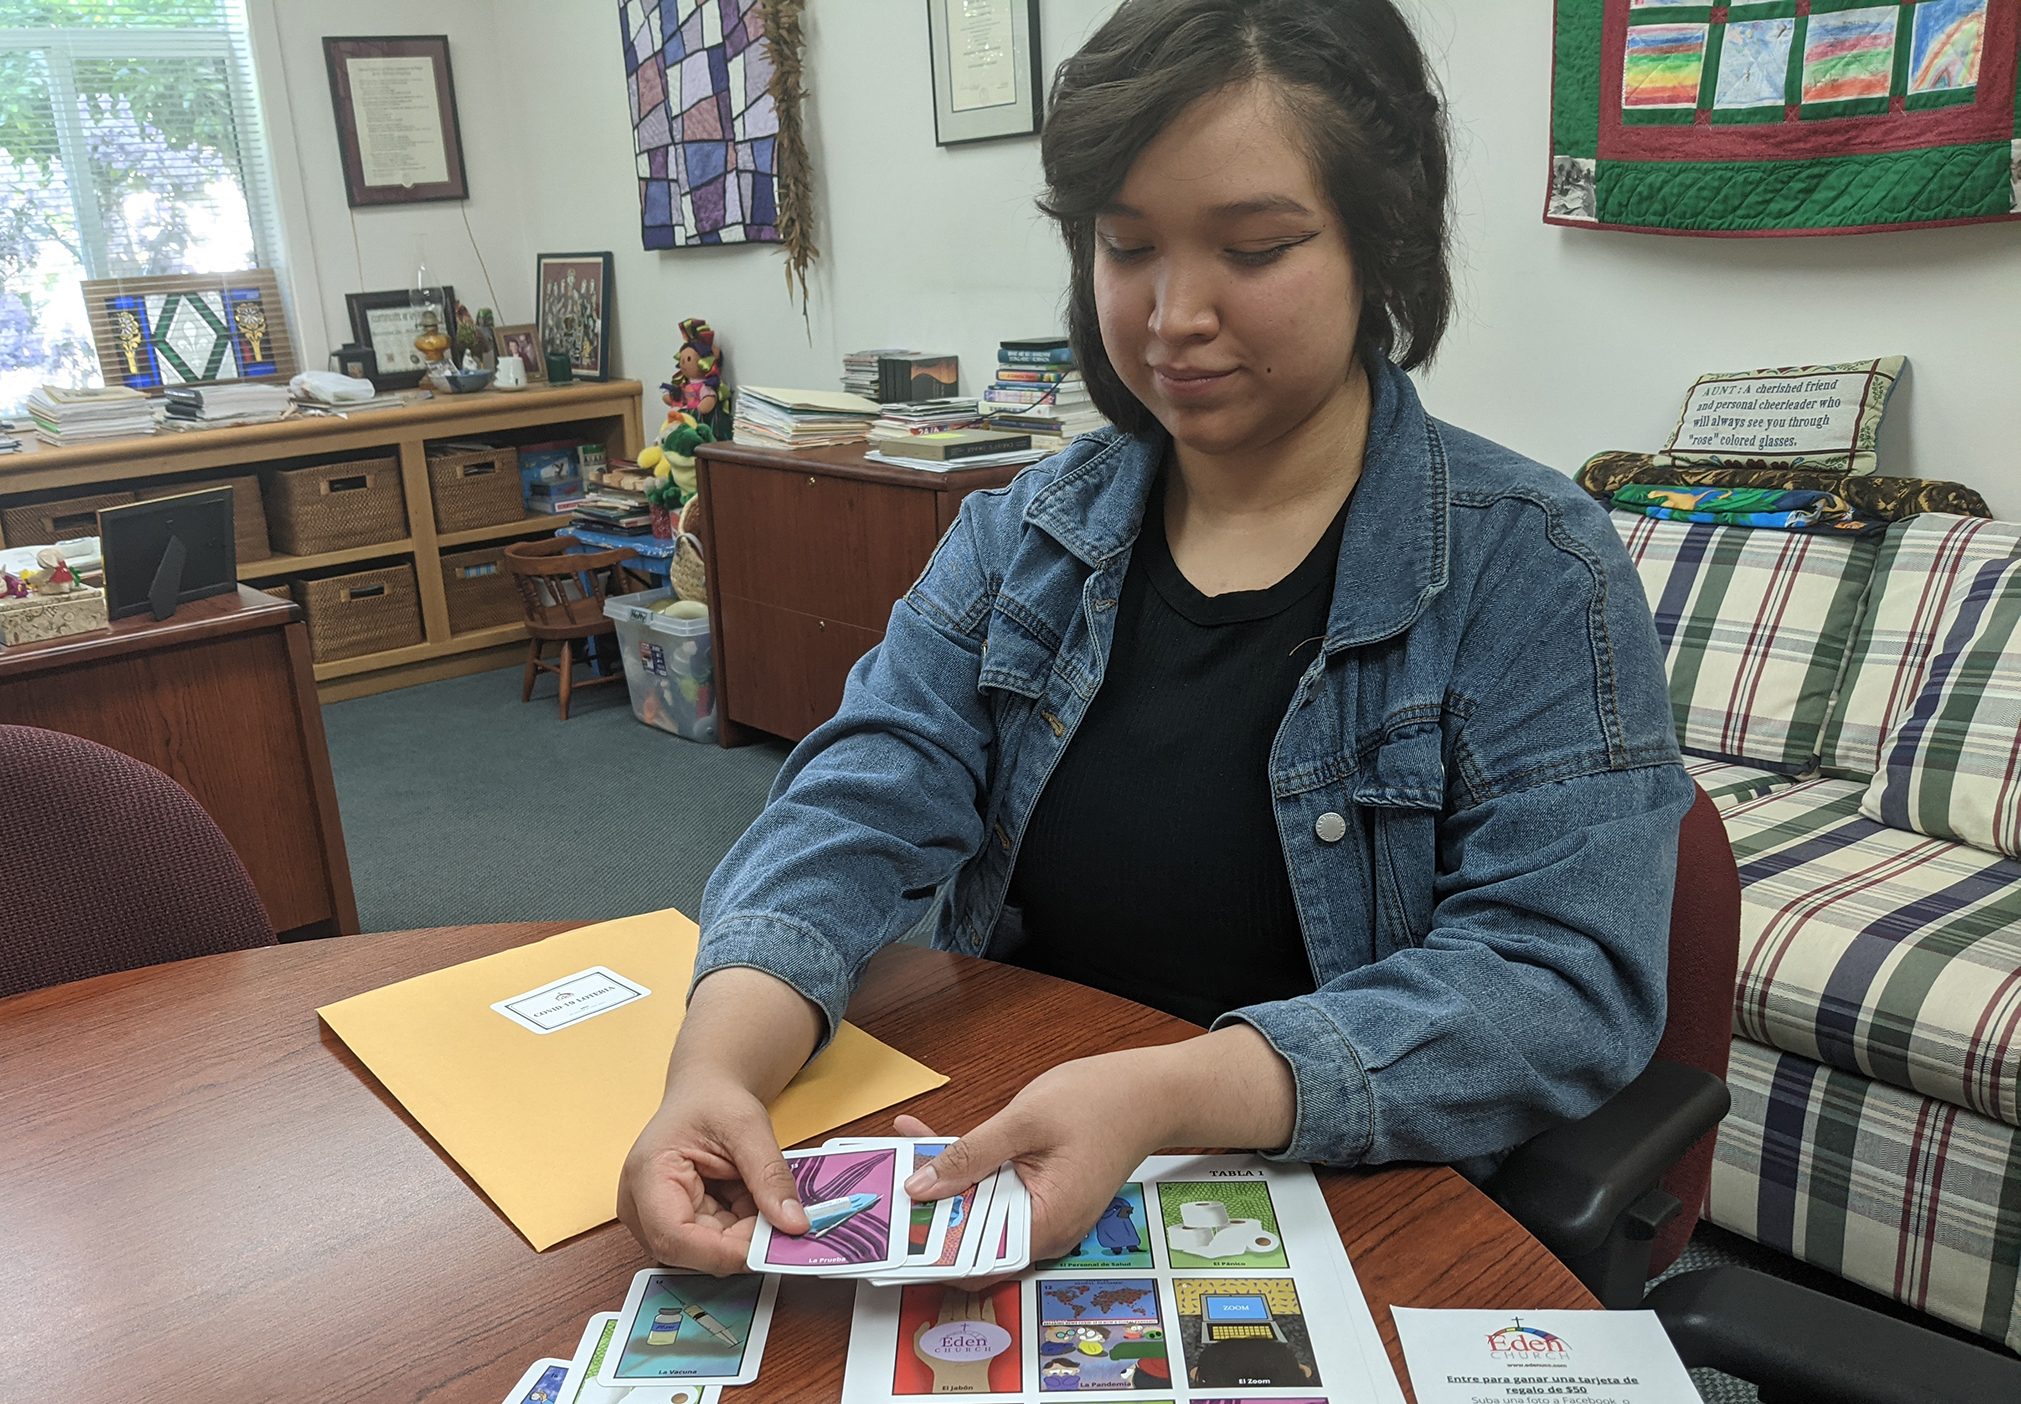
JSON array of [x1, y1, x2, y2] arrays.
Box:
[[1486, 1318, 1569, 1356]]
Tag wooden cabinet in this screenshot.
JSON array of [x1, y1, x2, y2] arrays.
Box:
[[694, 442, 1026, 745], [0, 587, 357, 939], [0, 382, 644, 700]]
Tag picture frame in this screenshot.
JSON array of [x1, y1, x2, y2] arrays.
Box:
[[490, 322, 546, 383], [83, 269, 298, 392], [345, 286, 456, 391], [323, 35, 470, 208], [926, 0, 1042, 146], [535, 253, 614, 383]]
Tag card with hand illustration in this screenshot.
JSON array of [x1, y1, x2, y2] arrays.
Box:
[[892, 1281, 1024, 1394]]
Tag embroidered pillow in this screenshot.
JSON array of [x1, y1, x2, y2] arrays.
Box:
[[1860, 557, 2021, 858], [1653, 356, 1905, 476]]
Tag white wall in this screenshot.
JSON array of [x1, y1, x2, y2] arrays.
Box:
[[249, 0, 531, 373], [264, 0, 2021, 516]]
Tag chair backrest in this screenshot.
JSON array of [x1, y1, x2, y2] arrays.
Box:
[[504, 537, 635, 632], [0, 725, 275, 1000], [1648, 780, 1744, 1273]]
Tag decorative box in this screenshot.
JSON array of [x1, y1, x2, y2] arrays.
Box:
[[0, 586, 110, 646]]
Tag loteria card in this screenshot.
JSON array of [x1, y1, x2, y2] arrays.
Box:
[[826, 1138, 959, 1277], [598, 1268, 778, 1389], [747, 1145, 911, 1274], [1054, 1181, 1154, 1270], [849, 1279, 1026, 1396], [499, 1357, 570, 1404], [563, 1314, 627, 1404]]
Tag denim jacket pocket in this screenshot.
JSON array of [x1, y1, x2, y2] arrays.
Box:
[[1352, 727, 1444, 953]]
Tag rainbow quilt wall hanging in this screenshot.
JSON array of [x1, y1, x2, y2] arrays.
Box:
[[1549, 0, 2021, 235]]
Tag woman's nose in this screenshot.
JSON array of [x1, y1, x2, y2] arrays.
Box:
[[1149, 262, 1221, 342]]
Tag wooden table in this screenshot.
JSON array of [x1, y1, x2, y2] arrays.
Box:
[[0, 584, 356, 937], [0, 924, 1596, 1402], [693, 442, 1026, 746]]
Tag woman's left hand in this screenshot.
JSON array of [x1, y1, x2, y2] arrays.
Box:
[[894, 1051, 1176, 1266]]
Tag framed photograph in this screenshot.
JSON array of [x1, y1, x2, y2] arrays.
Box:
[[345, 286, 456, 391], [926, 0, 1042, 146], [491, 322, 545, 383], [323, 35, 469, 207], [83, 269, 298, 391], [536, 253, 614, 382]]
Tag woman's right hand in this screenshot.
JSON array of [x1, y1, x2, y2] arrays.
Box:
[[617, 1066, 811, 1274]]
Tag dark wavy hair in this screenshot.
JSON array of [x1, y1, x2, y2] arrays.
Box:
[[1038, 0, 1452, 437]]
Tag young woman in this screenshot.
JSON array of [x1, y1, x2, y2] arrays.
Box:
[[619, 0, 1694, 1273]]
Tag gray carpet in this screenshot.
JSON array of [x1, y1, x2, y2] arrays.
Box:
[[322, 661, 789, 932]]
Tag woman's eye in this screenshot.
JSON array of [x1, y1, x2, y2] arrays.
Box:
[[1098, 240, 1151, 263], [1229, 243, 1297, 267]]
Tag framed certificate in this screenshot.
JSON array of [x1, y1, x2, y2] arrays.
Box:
[[345, 286, 456, 390], [926, 0, 1042, 146], [323, 35, 470, 207]]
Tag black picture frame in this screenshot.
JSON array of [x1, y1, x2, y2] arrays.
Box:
[[535, 252, 615, 383], [323, 35, 470, 207], [345, 287, 455, 391], [926, 0, 1043, 146], [98, 489, 237, 622]]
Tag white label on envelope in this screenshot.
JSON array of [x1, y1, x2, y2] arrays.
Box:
[[492, 966, 649, 1034]]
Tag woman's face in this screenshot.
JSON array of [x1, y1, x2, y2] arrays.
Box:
[[1093, 81, 1360, 458]]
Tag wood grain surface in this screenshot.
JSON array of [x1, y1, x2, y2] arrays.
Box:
[[0, 923, 1594, 1402]]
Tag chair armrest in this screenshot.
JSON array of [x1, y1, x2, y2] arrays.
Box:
[[1648, 1266, 2021, 1404], [1486, 1059, 1730, 1259]]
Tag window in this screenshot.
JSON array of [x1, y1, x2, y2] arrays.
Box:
[[0, 0, 284, 412]]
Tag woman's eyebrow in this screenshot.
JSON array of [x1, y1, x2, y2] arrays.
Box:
[[1099, 194, 1318, 220]]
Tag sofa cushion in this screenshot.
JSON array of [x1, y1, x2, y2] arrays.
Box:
[[1818, 514, 2021, 779], [1684, 756, 1797, 810], [1862, 557, 2021, 858], [1720, 777, 2021, 1128], [1613, 510, 1878, 774], [1709, 1039, 2021, 1353]]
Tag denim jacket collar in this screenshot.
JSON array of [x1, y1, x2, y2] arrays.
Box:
[[1020, 356, 1450, 653]]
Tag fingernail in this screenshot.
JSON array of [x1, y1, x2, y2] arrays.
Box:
[[783, 1197, 804, 1221], [904, 1166, 937, 1196]]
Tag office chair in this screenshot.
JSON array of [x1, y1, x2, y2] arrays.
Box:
[[1487, 782, 2021, 1403], [0, 725, 274, 999]]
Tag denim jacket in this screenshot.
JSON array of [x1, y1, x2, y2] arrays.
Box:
[[696, 357, 1695, 1169]]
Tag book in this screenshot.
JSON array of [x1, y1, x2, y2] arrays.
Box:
[[878, 429, 1032, 462], [876, 354, 959, 403], [984, 386, 1093, 408], [999, 337, 1070, 352], [1000, 346, 1078, 366]]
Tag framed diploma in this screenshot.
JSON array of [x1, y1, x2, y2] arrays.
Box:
[[323, 35, 470, 207], [926, 0, 1042, 146], [345, 286, 456, 390]]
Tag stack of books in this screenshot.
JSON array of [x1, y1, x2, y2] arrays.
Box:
[[867, 397, 986, 443], [569, 492, 653, 535], [982, 337, 1108, 446], [734, 386, 883, 449], [863, 427, 1048, 473], [842, 348, 915, 401], [25, 385, 156, 443], [161, 382, 292, 429]]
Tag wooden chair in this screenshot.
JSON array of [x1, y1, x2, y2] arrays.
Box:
[[504, 537, 637, 720]]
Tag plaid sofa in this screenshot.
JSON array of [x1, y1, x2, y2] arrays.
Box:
[[1614, 511, 2021, 1353]]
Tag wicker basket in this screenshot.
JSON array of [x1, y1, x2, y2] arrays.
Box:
[[266, 457, 407, 556], [138, 474, 269, 566], [440, 544, 525, 634], [669, 531, 707, 603], [295, 563, 423, 663], [1, 490, 136, 547], [256, 579, 295, 606], [426, 444, 524, 534]]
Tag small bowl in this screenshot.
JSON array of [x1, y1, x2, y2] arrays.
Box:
[[438, 368, 494, 394]]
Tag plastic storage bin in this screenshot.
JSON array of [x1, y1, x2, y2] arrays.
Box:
[[603, 587, 717, 742]]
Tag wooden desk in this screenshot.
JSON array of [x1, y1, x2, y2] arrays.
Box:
[[694, 441, 1026, 745], [0, 924, 1594, 1402], [0, 585, 356, 937], [0, 381, 645, 699]]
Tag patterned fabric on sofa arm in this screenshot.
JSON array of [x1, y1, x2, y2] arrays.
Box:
[[1613, 510, 2021, 1353]]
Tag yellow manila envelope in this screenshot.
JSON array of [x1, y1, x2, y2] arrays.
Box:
[[316, 909, 947, 1250]]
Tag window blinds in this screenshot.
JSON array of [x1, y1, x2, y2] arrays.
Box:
[[0, 0, 284, 410]]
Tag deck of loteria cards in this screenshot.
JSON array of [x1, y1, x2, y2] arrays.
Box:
[[743, 1137, 1032, 1282]]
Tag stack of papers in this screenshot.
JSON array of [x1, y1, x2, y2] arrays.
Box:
[[733, 385, 882, 449], [25, 385, 155, 443], [161, 382, 292, 429]]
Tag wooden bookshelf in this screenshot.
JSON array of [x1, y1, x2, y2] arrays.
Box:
[[0, 380, 643, 700]]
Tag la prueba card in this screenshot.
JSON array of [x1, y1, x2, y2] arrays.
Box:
[[747, 1144, 911, 1274], [598, 1268, 779, 1389], [823, 1138, 959, 1276], [499, 1357, 570, 1404]]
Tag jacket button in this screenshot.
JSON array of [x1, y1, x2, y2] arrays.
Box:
[[1314, 812, 1347, 844]]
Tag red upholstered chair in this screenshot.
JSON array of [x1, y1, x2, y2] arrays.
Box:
[[0, 726, 275, 1000]]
